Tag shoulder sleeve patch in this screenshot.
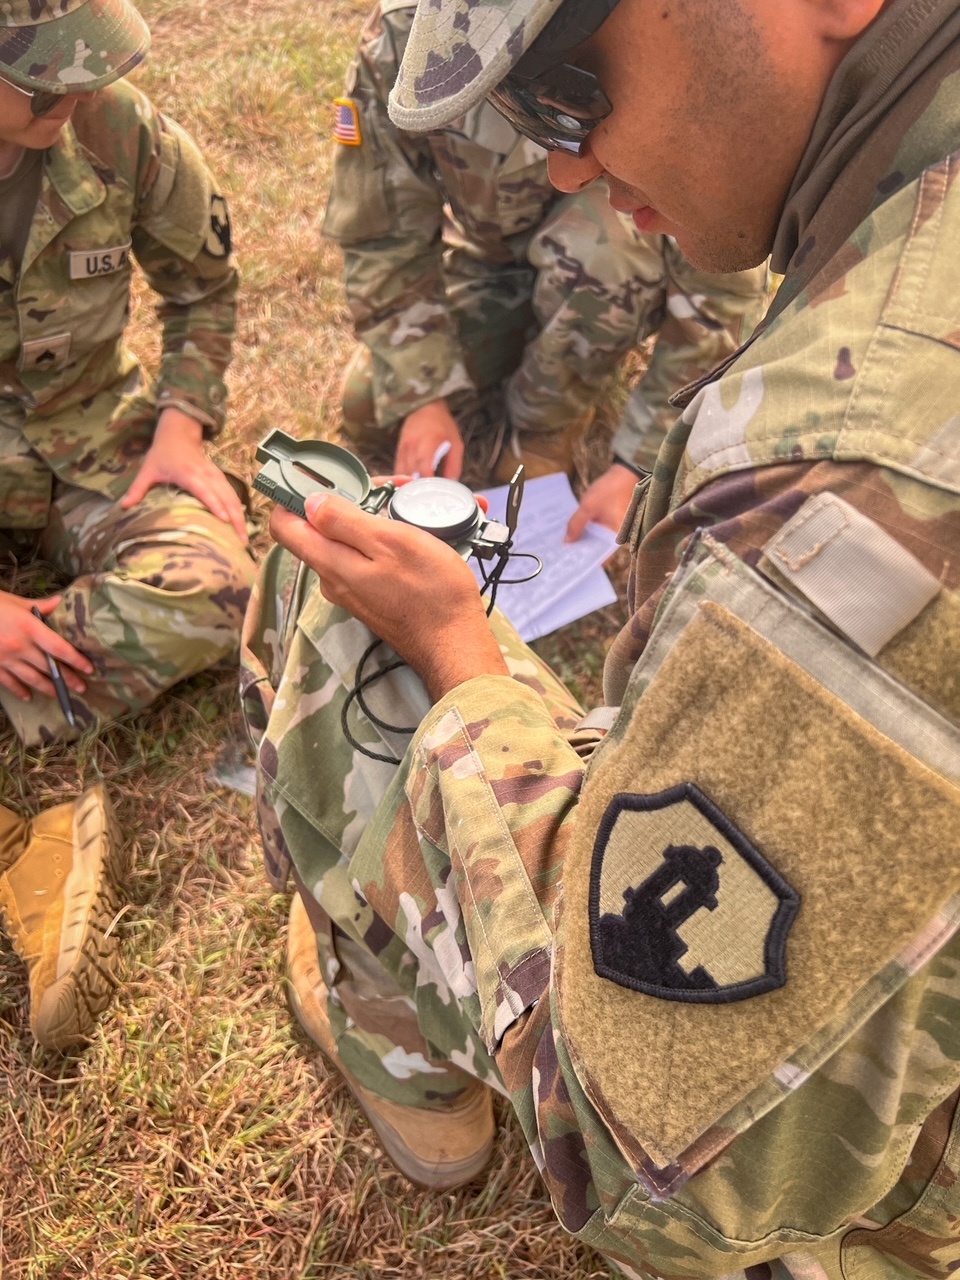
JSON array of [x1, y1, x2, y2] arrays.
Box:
[[590, 783, 800, 1003], [205, 194, 232, 258], [333, 98, 363, 146]]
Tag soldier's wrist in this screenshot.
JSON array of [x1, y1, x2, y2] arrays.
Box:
[[611, 455, 650, 479], [421, 630, 509, 702], [155, 406, 205, 444]]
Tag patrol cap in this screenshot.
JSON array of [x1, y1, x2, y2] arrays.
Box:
[[389, 0, 620, 132], [0, 0, 150, 96]]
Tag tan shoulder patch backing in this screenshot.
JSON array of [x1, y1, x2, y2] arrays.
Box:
[[558, 600, 960, 1186]]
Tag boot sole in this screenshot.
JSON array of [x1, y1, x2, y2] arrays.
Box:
[[34, 787, 124, 1051], [286, 894, 494, 1192]]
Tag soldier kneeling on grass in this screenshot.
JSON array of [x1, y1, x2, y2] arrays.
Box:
[[326, 0, 772, 539], [0, 0, 254, 1051]]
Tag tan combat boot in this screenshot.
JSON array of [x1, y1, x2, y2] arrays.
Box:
[[0, 786, 123, 1051], [287, 892, 495, 1190]]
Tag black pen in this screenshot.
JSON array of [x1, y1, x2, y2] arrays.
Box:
[[31, 606, 78, 728]]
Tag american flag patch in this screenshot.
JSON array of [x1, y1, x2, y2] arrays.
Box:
[[333, 98, 362, 146]]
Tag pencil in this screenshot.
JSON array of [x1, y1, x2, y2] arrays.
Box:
[[31, 606, 78, 729]]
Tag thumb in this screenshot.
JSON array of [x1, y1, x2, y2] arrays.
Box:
[[34, 594, 63, 615], [121, 471, 150, 509], [565, 503, 591, 543], [304, 490, 358, 536], [304, 491, 333, 527], [304, 490, 384, 557]]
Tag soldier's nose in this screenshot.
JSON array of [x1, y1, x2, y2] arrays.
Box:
[[547, 148, 604, 193]]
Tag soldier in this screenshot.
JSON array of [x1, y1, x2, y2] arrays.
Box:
[[0, 0, 253, 1050], [327, 0, 770, 537], [244, 0, 960, 1273]]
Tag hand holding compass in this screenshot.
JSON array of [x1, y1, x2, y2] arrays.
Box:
[[256, 433, 516, 699]]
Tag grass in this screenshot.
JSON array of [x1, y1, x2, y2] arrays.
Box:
[[0, 2, 630, 1274]]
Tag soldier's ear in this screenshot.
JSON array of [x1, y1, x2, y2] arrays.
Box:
[[802, 0, 890, 41]]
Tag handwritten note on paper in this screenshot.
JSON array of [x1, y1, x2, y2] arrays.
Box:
[[473, 472, 618, 642]]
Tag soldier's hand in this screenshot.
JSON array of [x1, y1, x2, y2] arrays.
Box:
[[395, 401, 465, 479], [122, 408, 249, 544], [565, 462, 641, 542], [270, 493, 508, 701], [0, 592, 93, 702]]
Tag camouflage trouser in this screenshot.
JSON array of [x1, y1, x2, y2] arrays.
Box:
[[0, 482, 255, 745], [241, 543, 593, 1110], [343, 182, 668, 453], [608, 246, 774, 473]]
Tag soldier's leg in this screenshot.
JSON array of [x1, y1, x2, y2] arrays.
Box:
[[339, 256, 539, 479], [242, 548, 587, 1115], [0, 483, 254, 745], [443, 249, 537, 397], [612, 240, 773, 472], [503, 182, 667, 466], [339, 344, 400, 473]]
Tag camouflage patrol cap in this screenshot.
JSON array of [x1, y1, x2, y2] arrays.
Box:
[[388, 0, 566, 131], [0, 0, 150, 96]]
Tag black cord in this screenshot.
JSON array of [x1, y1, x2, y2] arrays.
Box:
[[341, 546, 541, 763], [479, 550, 541, 614], [489, 552, 542, 587], [340, 640, 412, 765]]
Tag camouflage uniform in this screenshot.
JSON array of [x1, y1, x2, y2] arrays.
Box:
[[243, 1, 960, 1277], [0, 79, 254, 744], [326, 1, 770, 472]]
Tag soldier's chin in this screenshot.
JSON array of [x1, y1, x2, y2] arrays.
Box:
[[673, 224, 771, 275], [28, 107, 76, 142]]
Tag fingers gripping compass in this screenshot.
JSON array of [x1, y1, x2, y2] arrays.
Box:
[[253, 429, 523, 562], [253, 431, 540, 765]]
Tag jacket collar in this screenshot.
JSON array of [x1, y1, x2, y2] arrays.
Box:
[[20, 122, 106, 275]]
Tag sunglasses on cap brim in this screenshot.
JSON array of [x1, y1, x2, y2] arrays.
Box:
[[486, 0, 620, 154], [488, 63, 611, 155], [0, 72, 67, 118]]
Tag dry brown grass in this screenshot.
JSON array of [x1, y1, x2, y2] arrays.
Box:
[[0, 1, 626, 1275]]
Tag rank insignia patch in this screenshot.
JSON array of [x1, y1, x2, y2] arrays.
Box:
[[333, 97, 362, 146], [19, 332, 71, 373], [589, 784, 800, 1003]]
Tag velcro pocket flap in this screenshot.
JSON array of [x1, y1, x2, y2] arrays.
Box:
[[557, 534, 960, 1197]]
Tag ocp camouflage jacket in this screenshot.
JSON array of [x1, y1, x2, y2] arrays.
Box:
[[0, 80, 238, 529]]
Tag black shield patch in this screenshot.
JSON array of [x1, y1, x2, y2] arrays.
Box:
[[589, 784, 800, 1003], [206, 194, 232, 258]]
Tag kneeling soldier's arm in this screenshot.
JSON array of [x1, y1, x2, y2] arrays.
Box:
[[131, 101, 238, 437]]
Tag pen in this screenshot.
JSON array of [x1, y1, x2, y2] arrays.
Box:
[[431, 441, 452, 476], [31, 606, 78, 728], [412, 441, 453, 481]]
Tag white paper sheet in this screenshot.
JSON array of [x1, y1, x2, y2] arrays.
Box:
[[473, 472, 618, 641]]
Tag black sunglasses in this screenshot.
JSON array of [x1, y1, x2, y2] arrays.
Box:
[[0, 72, 65, 118], [487, 0, 621, 154], [489, 64, 611, 155]]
